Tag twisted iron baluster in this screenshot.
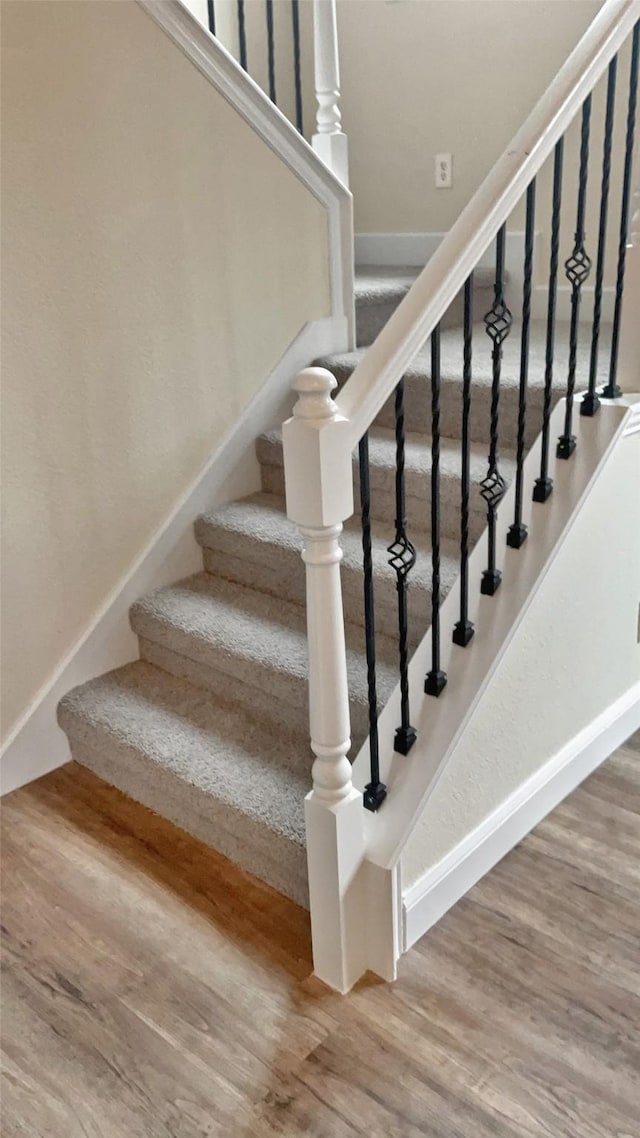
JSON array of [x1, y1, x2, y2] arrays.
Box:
[[453, 275, 475, 647], [425, 325, 447, 696], [534, 139, 564, 503], [207, 0, 216, 35], [558, 96, 592, 458], [481, 224, 511, 596], [387, 381, 418, 753], [266, 0, 277, 104], [291, 0, 304, 134], [359, 434, 386, 812], [237, 0, 247, 70], [603, 21, 640, 400], [582, 59, 618, 416], [507, 179, 536, 549]]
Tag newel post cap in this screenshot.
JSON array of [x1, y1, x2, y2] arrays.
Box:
[[292, 367, 338, 421], [283, 367, 353, 528]]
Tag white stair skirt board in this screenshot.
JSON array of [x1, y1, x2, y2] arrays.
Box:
[[0, 318, 347, 796], [403, 682, 640, 952], [354, 233, 615, 323]]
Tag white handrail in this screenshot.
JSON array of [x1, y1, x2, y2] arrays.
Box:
[[337, 0, 640, 448]]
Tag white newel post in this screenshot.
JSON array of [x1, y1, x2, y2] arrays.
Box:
[[312, 0, 349, 187], [283, 368, 366, 993]]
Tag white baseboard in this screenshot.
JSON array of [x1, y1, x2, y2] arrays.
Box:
[[354, 232, 443, 268], [1, 316, 347, 797], [402, 682, 640, 952]]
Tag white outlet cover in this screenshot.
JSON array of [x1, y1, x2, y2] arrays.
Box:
[[435, 152, 453, 189]]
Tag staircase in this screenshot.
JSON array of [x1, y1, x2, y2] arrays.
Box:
[[57, 267, 610, 907]]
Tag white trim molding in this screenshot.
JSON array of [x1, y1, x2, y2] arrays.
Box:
[[354, 233, 443, 268], [403, 682, 640, 952], [1, 319, 346, 797]]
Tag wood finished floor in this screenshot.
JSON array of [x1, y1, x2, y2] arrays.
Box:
[[2, 734, 639, 1138]]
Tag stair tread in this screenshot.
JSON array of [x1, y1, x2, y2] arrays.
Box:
[[131, 571, 399, 705], [258, 425, 517, 479], [317, 319, 612, 390], [355, 265, 495, 306], [196, 492, 461, 588], [58, 660, 309, 845]]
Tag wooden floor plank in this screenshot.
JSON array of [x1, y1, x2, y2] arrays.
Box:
[[2, 745, 639, 1138]]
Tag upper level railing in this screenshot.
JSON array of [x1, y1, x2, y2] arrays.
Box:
[[284, 0, 640, 819], [205, 0, 349, 185]]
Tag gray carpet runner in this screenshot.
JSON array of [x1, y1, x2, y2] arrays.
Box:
[[58, 267, 611, 908]]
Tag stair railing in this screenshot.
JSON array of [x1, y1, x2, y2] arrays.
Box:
[[283, 0, 639, 992], [206, 0, 349, 184]]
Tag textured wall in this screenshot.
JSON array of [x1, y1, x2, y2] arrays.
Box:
[[402, 429, 640, 889], [334, 0, 606, 232], [1, 0, 330, 741]]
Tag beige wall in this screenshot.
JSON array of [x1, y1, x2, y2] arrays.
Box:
[[335, 0, 605, 233], [209, 0, 632, 287], [1, 0, 330, 742], [402, 428, 640, 889], [340, 0, 631, 288]]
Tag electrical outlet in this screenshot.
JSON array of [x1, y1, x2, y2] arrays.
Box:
[[435, 153, 453, 189]]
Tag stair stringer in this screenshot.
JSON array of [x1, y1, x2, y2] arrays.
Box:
[[346, 395, 639, 982]]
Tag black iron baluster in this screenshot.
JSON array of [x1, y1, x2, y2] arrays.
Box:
[[207, 0, 216, 35], [387, 382, 418, 753], [582, 59, 618, 416], [237, 0, 247, 71], [557, 95, 592, 457], [359, 434, 386, 812], [291, 0, 304, 135], [534, 138, 564, 503], [452, 275, 475, 647], [507, 179, 536, 549], [425, 325, 447, 697], [481, 224, 512, 595], [266, 0, 276, 104], [603, 21, 640, 401]]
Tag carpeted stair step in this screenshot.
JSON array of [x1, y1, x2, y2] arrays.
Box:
[[257, 427, 517, 545], [130, 573, 398, 757], [355, 265, 496, 347], [195, 492, 460, 647], [315, 320, 610, 451], [57, 661, 310, 907]]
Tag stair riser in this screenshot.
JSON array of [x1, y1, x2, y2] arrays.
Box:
[[200, 540, 440, 647], [61, 731, 309, 908], [260, 459, 492, 544], [372, 382, 550, 451], [323, 370, 556, 451], [137, 635, 375, 760], [357, 281, 494, 347]]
